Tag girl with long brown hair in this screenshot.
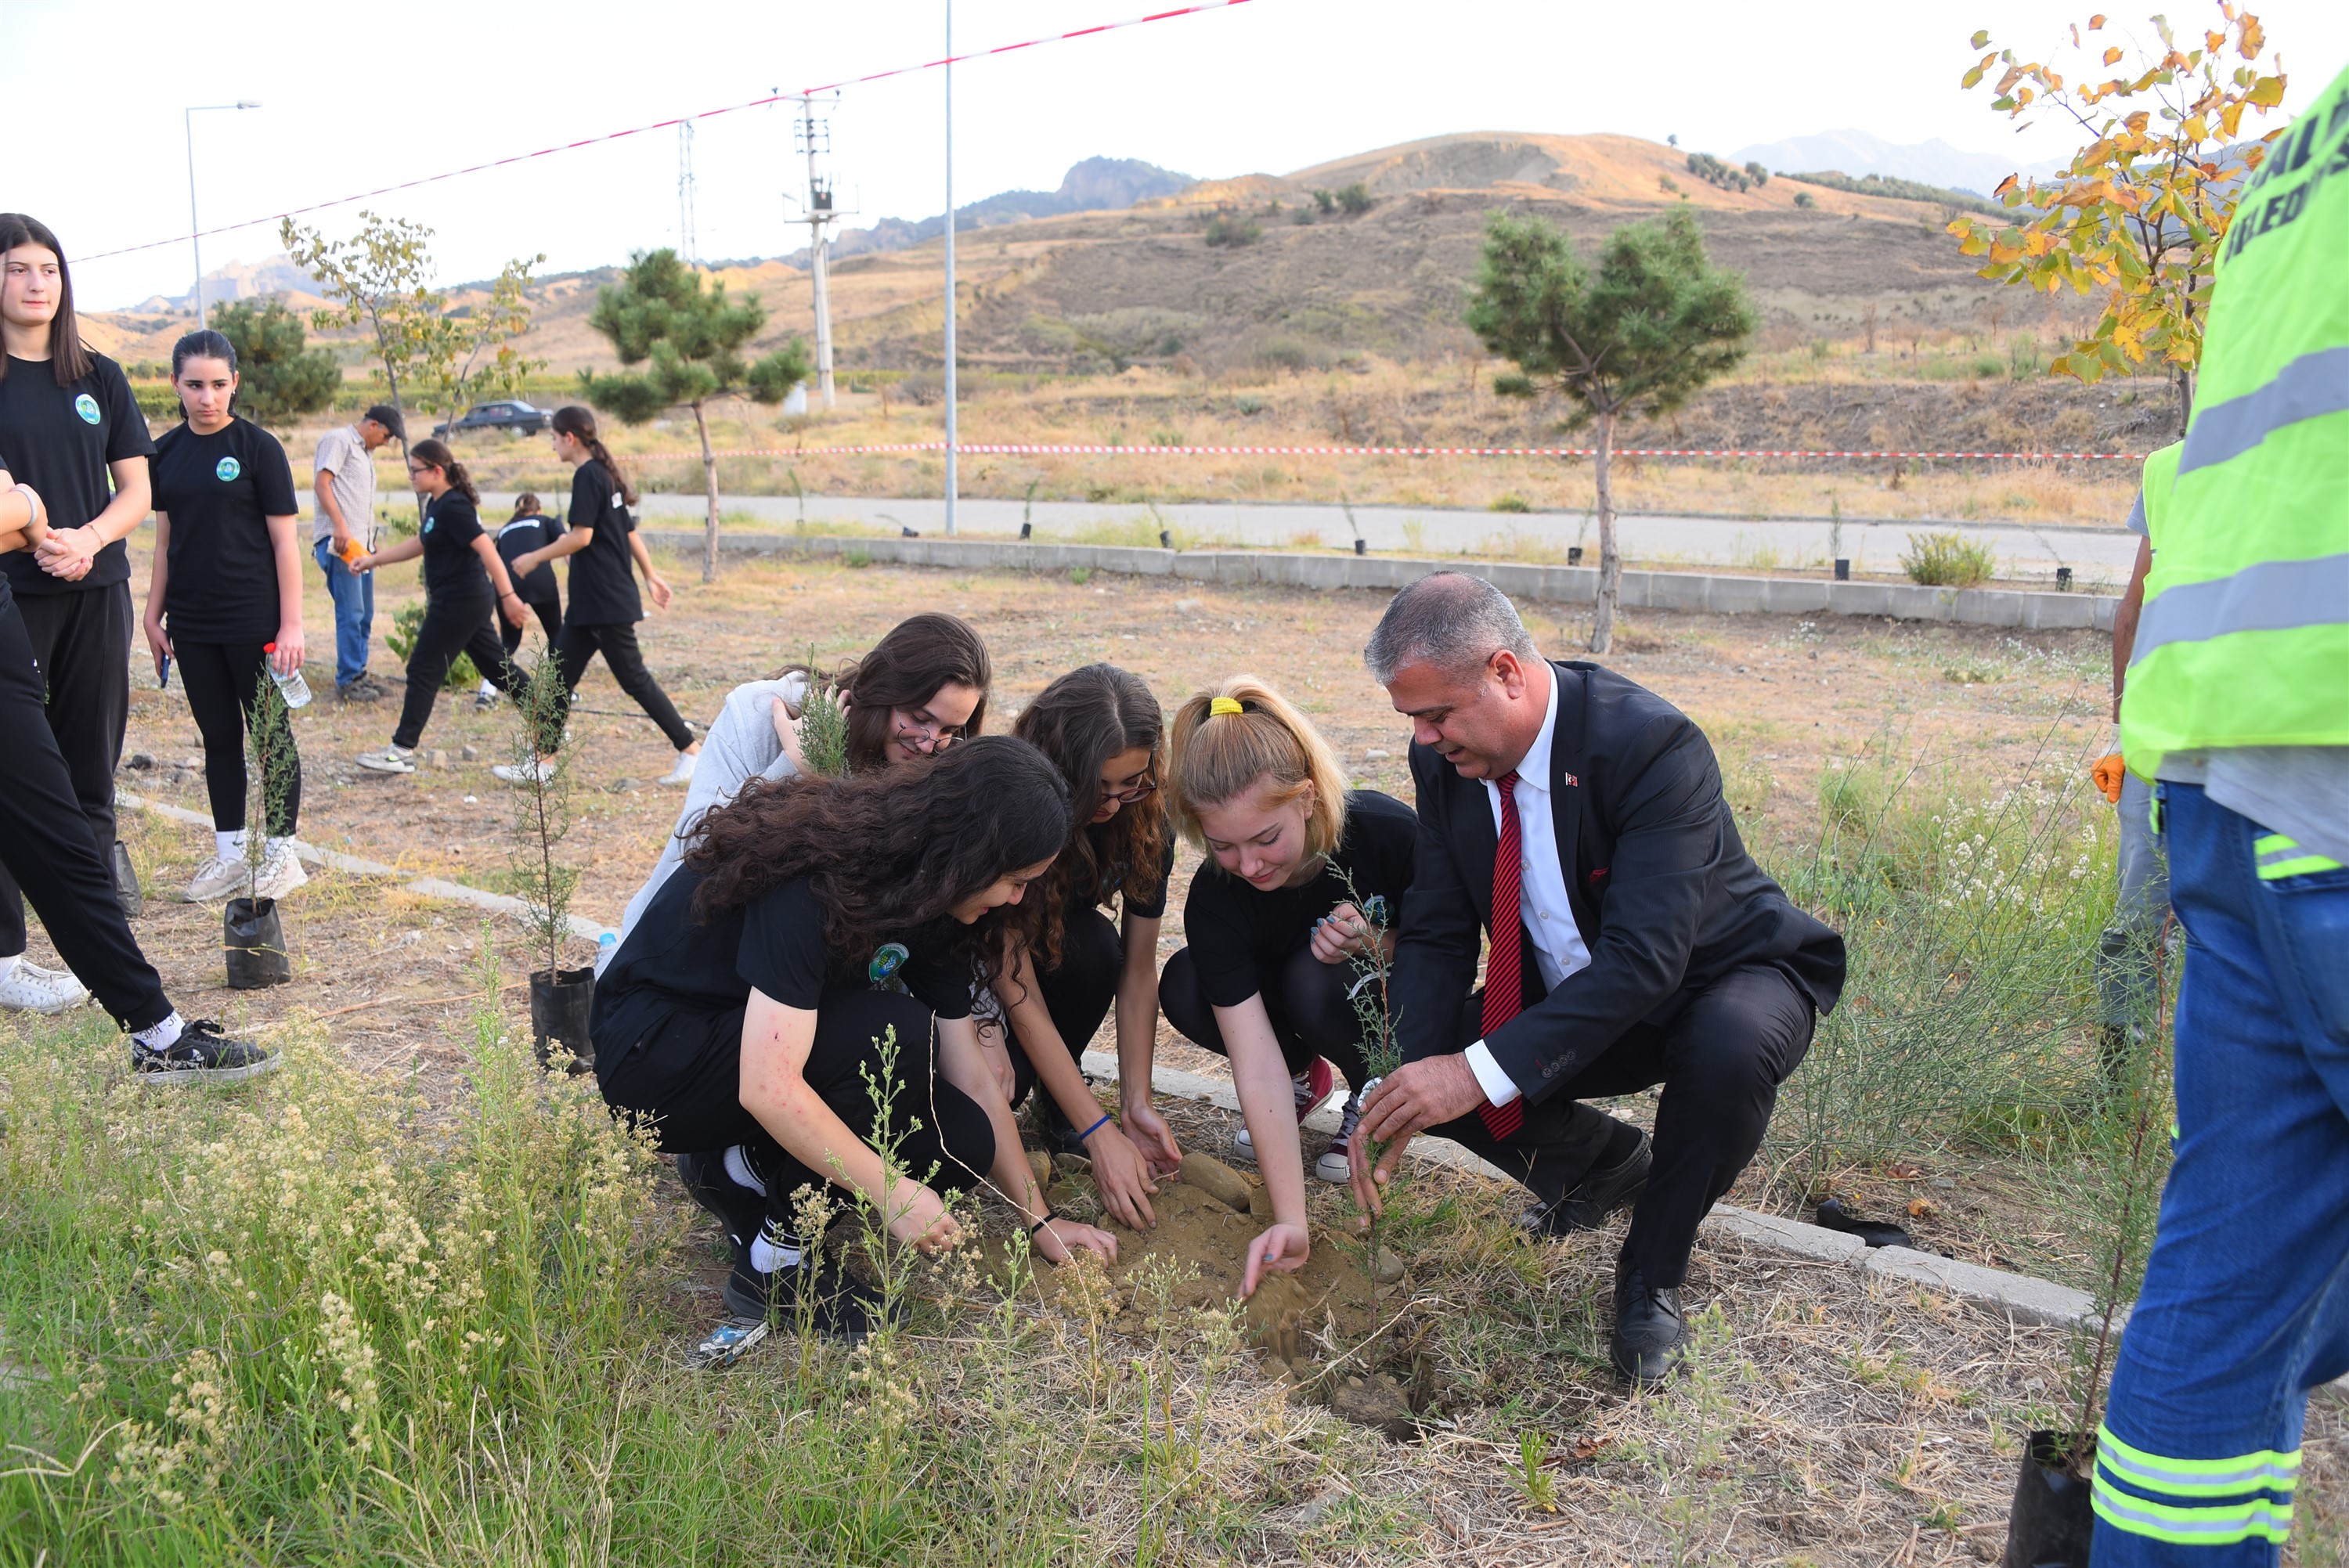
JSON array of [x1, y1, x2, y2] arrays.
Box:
[[1161, 676, 1420, 1297], [0, 214, 155, 1015], [507, 406, 698, 784], [607, 611, 993, 962], [990, 664, 1183, 1231], [593, 735, 1115, 1345], [350, 440, 543, 774]]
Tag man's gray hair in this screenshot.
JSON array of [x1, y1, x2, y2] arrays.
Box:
[[1363, 571, 1543, 685]]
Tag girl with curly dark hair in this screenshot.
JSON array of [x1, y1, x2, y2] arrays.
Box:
[[988, 665, 1182, 1231], [592, 735, 1116, 1343]]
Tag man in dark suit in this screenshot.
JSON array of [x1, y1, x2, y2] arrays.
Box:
[[1351, 572, 1845, 1379]]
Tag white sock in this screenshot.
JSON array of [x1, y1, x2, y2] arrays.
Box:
[[132, 1011, 186, 1052], [265, 836, 296, 862], [216, 829, 247, 860], [0, 955, 17, 982], [723, 1144, 770, 1196], [749, 1231, 803, 1273]]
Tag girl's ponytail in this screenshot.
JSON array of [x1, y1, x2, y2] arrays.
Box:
[[552, 405, 637, 506], [1165, 675, 1349, 860], [407, 438, 480, 505]]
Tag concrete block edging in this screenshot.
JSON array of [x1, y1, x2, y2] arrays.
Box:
[[646, 530, 2120, 633]]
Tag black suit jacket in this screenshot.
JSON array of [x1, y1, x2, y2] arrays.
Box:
[[1391, 661, 1845, 1103]]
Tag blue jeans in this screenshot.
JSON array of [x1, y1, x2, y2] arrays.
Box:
[[314, 537, 374, 687], [2092, 783, 2349, 1566]]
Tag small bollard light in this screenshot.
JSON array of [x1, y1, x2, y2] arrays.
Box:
[[1568, 546, 1585, 565], [1354, 537, 1366, 555], [2056, 566, 2073, 592], [1834, 557, 1851, 581], [1019, 521, 1032, 541], [1159, 529, 1173, 550], [900, 525, 919, 538]]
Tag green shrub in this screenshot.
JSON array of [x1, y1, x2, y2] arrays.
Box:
[[1488, 493, 1533, 514], [386, 601, 479, 690], [1334, 182, 1373, 214], [1686, 152, 1754, 193], [1794, 191, 1817, 209], [1900, 531, 1997, 587], [843, 546, 872, 568], [1203, 211, 1261, 247]]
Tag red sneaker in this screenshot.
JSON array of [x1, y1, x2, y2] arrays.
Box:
[[1294, 1056, 1337, 1121]]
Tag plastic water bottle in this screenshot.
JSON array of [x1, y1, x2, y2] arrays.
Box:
[[596, 929, 619, 976], [262, 643, 312, 709]]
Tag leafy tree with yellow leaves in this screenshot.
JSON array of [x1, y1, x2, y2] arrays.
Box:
[[1949, 3, 2288, 434]]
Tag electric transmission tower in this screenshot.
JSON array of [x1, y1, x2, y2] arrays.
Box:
[[788, 95, 850, 411]]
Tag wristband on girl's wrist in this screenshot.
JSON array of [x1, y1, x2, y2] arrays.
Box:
[[1027, 1210, 1058, 1235], [1075, 1112, 1113, 1144]]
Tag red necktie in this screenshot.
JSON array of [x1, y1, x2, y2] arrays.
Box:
[[1479, 771, 1525, 1140]]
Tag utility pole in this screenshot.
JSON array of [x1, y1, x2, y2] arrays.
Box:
[[789, 96, 848, 411], [677, 120, 698, 265], [183, 100, 260, 327], [943, 0, 958, 535]]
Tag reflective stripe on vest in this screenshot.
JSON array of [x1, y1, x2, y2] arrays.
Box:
[[2256, 832, 2347, 881], [2120, 59, 2349, 777]]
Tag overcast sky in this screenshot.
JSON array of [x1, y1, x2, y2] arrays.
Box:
[[7, 0, 2344, 309]]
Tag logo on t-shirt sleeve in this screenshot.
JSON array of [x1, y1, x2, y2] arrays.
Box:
[[215, 456, 242, 482], [74, 394, 101, 425], [610, 492, 622, 509]]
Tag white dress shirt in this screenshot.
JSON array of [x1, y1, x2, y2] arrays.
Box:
[[1463, 665, 1593, 1108]]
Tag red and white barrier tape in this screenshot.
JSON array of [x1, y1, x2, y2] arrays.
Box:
[[465, 442, 2148, 462], [83, 2, 1257, 263]]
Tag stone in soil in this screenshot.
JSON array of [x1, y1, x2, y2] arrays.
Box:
[[1176, 1152, 1254, 1213]]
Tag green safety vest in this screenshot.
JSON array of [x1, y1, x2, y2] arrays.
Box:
[[2133, 441, 2182, 546], [2120, 58, 2349, 780]]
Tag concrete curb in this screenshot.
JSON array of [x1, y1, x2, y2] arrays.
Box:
[[117, 791, 611, 943], [1092, 1050, 2111, 1332], [646, 530, 2119, 633]]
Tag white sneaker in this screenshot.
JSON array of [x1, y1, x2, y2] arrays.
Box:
[[661, 751, 698, 786], [0, 959, 90, 1015], [1233, 1124, 1255, 1159], [184, 855, 250, 903], [355, 745, 417, 774], [493, 756, 557, 786], [251, 848, 309, 901], [1315, 1093, 1365, 1184]]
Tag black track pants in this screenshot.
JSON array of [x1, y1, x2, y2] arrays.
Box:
[[595, 987, 996, 1230], [556, 620, 693, 752], [1005, 905, 1124, 1126], [0, 583, 131, 957], [0, 594, 171, 1029], [1159, 943, 1373, 1090], [175, 639, 301, 838], [392, 593, 537, 751]]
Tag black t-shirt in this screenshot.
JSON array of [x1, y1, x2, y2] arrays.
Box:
[[564, 460, 640, 625], [153, 417, 300, 643], [420, 491, 490, 600], [1181, 789, 1419, 1008], [1077, 830, 1176, 924], [597, 869, 975, 1028], [496, 514, 565, 604], [0, 353, 154, 598]]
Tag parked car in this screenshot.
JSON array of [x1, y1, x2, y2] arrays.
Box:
[[432, 399, 553, 438]]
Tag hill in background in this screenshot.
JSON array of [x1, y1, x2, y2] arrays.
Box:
[[1728, 128, 2062, 197]]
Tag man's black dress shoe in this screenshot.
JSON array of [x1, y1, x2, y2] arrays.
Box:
[[1611, 1268, 1689, 1383]]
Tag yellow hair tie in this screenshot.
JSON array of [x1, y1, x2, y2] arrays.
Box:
[[1210, 696, 1245, 716]]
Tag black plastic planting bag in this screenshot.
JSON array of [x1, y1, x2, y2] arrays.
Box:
[[223, 897, 290, 989], [2004, 1429, 2095, 1568], [530, 967, 596, 1073]]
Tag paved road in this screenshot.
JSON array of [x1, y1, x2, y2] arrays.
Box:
[[489, 491, 2143, 590]]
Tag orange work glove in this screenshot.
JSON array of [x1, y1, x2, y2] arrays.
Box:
[[2091, 753, 2126, 804]]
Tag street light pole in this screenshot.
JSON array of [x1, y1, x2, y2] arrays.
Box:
[[183, 101, 260, 328], [942, 0, 957, 535]]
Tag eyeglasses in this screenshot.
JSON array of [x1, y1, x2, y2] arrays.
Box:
[[892, 714, 969, 749], [1103, 776, 1158, 805]]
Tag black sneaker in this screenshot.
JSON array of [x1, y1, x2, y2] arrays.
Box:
[[724, 1242, 898, 1346], [677, 1150, 769, 1250], [129, 1020, 280, 1085], [1519, 1130, 1652, 1237]]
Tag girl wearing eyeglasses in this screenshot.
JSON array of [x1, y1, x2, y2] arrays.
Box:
[[608, 611, 993, 962], [987, 663, 1183, 1233], [1160, 675, 1420, 1298]]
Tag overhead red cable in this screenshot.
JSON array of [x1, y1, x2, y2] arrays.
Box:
[[81, 1, 1258, 263]]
